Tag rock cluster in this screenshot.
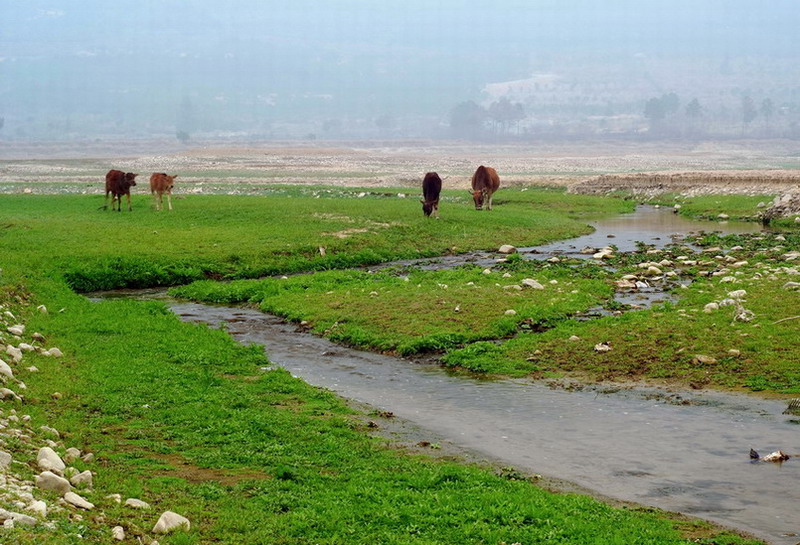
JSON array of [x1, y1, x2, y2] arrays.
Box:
[[761, 190, 800, 225], [0, 301, 191, 542]]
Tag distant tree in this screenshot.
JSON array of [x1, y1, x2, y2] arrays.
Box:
[[741, 96, 758, 135], [449, 100, 487, 137], [0, 117, 4, 131], [685, 98, 702, 118], [644, 97, 666, 125], [488, 97, 525, 134], [760, 98, 775, 132], [661, 92, 680, 115], [176, 130, 190, 143]]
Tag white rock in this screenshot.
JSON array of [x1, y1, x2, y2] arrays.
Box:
[[153, 511, 191, 534], [112, 526, 125, 540], [594, 343, 612, 352], [40, 425, 60, 438], [37, 447, 66, 474], [5, 346, 22, 363], [70, 470, 93, 488], [719, 276, 738, 283], [35, 471, 71, 495], [783, 281, 800, 290], [727, 289, 747, 300], [703, 303, 719, 313], [504, 309, 517, 315], [0, 451, 11, 469], [18, 343, 34, 352], [37, 305, 48, 314], [0, 359, 13, 379], [568, 335, 581, 342], [64, 491, 94, 510], [498, 244, 517, 254], [728, 349, 741, 357], [482, 268, 492, 275], [45, 347, 64, 358], [718, 213, 729, 220], [0, 387, 22, 401], [6, 325, 24, 336], [106, 494, 122, 503], [521, 278, 544, 289], [501, 272, 512, 278], [645, 266, 662, 276], [125, 498, 151, 509], [81, 452, 95, 463], [63, 447, 81, 463], [26, 500, 47, 517]]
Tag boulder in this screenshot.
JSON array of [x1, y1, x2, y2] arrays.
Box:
[[153, 511, 191, 534], [37, 447, 65, 474], [64, 491, 94, 510], [498, 244, 517, 254], [521, 278, 544, 290], [70, 470, 93, 488], [35, 471, 71, 495], [25, 500, 47, 518], [0, 359, 13, 379], [125, 498, 151, 509]]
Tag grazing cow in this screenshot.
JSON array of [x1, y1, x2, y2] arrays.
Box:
[[149, 172, 177, 211], [421, 172, 442, 218], [105, 169, 138, 211], [470, 165, 500, 210]]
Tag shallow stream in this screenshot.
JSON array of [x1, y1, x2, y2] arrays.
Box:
[[103, 208, 798, 544]]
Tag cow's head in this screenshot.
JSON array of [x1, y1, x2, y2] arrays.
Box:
[[126, 172, 138, 186], [470, 189, 485, 210], [421, 199, 437, 217]]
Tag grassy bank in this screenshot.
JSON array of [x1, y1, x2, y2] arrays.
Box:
[[4, 188, 763, 543], [0, 187, 629, 291]]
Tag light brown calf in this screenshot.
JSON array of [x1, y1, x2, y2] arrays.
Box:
[[149, 173, 177, 211]]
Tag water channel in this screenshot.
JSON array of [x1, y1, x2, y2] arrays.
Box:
[[103, 207, 798, 544]]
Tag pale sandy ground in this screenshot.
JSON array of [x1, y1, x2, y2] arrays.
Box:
[[1, 138, 799, 194]]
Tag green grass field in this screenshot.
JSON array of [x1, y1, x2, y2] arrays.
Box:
[[0, 187, 770, 544]]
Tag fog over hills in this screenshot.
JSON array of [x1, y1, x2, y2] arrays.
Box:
[[2, 1, 799, 141]]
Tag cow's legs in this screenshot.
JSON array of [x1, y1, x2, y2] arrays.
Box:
[[166, 191, 172, 211], [126, 193, 132, 211]]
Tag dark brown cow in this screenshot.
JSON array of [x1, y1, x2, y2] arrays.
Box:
[[149, 172, 177, 211], [105, 169, 138, 211], [420, 172, 442, 218], [470, 165, 500, 210]]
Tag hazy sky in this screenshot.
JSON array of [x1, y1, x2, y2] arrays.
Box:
[[2, 1, 798, 138]]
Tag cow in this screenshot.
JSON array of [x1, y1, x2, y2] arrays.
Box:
[[104, 169, 138, 211], [421, 172, 442, 218], [469, 165, 500, 210], [149, 172, 177, 211]]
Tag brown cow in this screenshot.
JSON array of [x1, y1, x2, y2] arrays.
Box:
[[149, 173, 177, 211], [470, 165, 500, 210], [420, 172, 442, 218], [105, 169, 138, 211]]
